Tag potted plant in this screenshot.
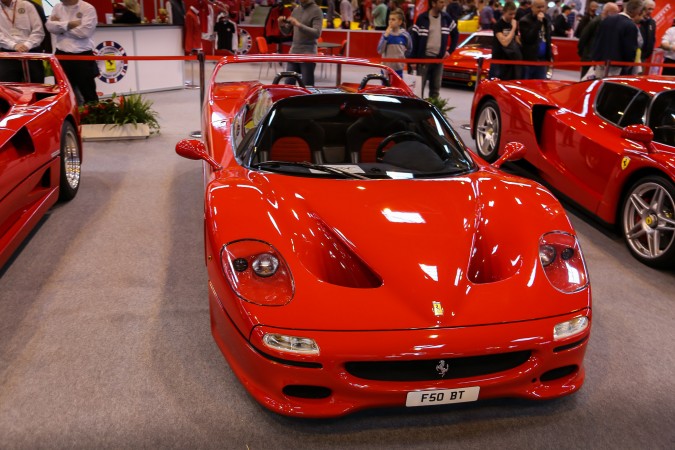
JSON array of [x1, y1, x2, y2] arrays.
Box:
[[79, 93, 160, 141], [425, 96, 455, 119]]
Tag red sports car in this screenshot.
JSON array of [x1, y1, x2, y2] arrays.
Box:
[[176, 55, 591, 418], [442, 31, 493, 87], [471, 76, 675, 268], [0, 53, 82, 269], [442, 31, 557, 87]]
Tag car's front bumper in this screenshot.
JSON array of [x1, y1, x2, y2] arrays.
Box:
[[209, 284, 590, 418]]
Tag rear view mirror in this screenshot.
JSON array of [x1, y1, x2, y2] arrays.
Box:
[[621, 124, 653, 145], [175, 139, 221, 171], [492, 142, 526, 168]]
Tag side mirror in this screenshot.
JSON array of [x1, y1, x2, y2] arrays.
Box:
[[175, 138, 221, 171], [492, 142, 526, 168], [621, 124, 653, 146]]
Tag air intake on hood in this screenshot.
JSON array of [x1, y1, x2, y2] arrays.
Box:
[[299, 213, 383, 289], [0, 98, 9, 119]]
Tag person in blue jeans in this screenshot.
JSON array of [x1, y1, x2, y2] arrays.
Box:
[[279, 0, 323, 86], [410, 0, 458, 98], [518, 0, 552, 79]]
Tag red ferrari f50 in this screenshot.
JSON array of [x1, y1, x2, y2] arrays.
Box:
[[0, 53, 82, 269], [177, 55, 591, 417]]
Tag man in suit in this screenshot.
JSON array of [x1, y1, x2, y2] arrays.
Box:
[[591, 0, 645, 76], [577, 1, 619, 79]]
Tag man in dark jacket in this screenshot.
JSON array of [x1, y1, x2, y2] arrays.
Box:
[[552, 5, 572, 36], [639, 0, 656, 64], [518, 0, 552, 79], [411, 0, 458, 98], [592, 0, 645, 76], [577, 1, 619, 79]]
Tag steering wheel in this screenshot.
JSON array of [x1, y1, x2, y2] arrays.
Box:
[[358, 73, 390, 90], [375, 131, 427, 160], [272, 71, 306, 88]]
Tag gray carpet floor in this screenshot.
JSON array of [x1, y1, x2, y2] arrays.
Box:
[[0, 83, 674, 449]]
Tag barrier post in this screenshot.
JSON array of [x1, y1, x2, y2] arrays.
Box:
[[475, 57, 484, 93], [189, 50, 205, 138], [603, 60, 610, 78], [198, 50, 205, 108]]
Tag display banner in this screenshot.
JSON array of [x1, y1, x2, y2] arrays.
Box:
[[413, 0, 427, 22], [653, 1, 675, 45]]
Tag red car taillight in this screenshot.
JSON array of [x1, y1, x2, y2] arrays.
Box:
[[539, 232, 589, 293], [221, 239, 294, 306]]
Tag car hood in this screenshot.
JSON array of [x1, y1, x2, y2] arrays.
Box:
[[450, 48, 492, 60], [207, 168, 590, 331]]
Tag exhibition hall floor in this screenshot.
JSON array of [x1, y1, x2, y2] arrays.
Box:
[[0, 78, 674, 449]]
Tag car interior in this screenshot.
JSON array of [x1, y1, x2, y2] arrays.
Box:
[[240, 93, 474, 178]]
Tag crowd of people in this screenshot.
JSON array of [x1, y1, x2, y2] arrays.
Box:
[[479, 0, 664, 80], [1, 0, 673, 105]]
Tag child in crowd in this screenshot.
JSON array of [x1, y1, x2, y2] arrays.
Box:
[[376, 8, 412, 77]]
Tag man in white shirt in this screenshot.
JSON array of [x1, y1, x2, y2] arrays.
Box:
[[0, 0, 45, 82], [46, 0, 99, 104]]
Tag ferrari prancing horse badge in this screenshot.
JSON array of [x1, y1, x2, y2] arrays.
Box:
[[621, 156, 631, 170]]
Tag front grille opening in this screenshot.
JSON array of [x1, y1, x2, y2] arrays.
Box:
[[282, 385, 332, 399], [345, 351, 532, 382], [554, 336, 588, 353], [540, 365, 578, 382]]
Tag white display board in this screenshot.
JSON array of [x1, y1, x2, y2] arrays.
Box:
[[93, 25, 184, 96]]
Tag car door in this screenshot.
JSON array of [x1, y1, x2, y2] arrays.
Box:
[[539, 82, 650, 214]]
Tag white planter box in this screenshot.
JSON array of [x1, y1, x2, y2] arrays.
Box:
[[81, 123, 150, 141]]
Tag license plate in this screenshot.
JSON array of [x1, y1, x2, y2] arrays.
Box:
[[405, 387, 480, 407]]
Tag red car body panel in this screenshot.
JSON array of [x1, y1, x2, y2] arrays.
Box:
[[471, 76, 675, 225], [181, 55, 592, 417], [0, 53, 80, 269]]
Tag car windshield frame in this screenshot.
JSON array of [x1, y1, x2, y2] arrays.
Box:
[[235, 93, 477, 180]]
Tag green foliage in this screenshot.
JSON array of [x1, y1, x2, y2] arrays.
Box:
[[79, 93, 160, 134], [425, 96, 455, 118]]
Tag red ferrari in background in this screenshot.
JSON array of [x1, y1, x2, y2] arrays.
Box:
[[443, 31, 556, 87], [0, 53, 82, 269], [471, 76, 675, 268], [442, 31, 493, 87], [177, 55, 591, 418]]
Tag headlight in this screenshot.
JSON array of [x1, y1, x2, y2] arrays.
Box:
[[221, 239, 294, 305], [252, 253, 279, 277], [539, 231, 589, 293], [554, 316, 589, 340], [263, 333, 320, 355]]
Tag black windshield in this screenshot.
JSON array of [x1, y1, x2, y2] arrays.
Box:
[[238, 93, 475, 179]]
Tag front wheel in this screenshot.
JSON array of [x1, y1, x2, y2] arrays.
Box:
[[58, 121, 81, 201], [621, 175, 675, 268], [475, 100, 501, 162]]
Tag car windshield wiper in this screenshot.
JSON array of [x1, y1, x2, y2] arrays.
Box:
[[252, 161, 369, 180]]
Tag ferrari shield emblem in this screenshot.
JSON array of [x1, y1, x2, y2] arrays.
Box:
[[621, 157, 631, 170], [432, 301, 444, 317]]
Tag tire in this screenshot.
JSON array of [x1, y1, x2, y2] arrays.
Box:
[[474, 100, 501, 162], [58, 121, 81, 201], [621, 175, 675, 268]]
